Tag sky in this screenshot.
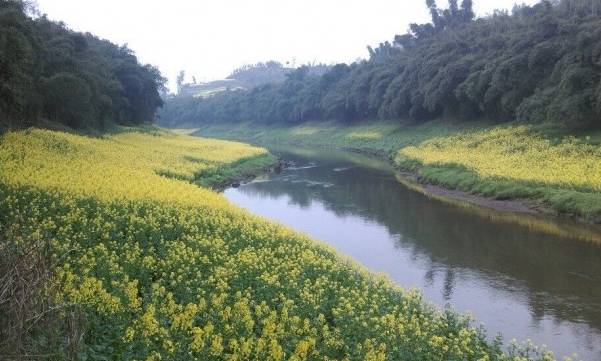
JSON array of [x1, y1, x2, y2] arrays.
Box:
[[34, 0, 540, 91]]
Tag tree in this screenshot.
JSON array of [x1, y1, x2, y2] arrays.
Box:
[[0, 0, 40, 127], [43, 73, 93, 128], [461, 0, 475, 22], [176, 70, 186, 94]]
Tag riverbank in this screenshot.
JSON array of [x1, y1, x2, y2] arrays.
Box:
[[2, 127, 556, 360], [193, 120, 601, 224], [193, 153, 280, 190]]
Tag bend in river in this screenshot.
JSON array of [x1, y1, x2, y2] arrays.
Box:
[[224, 146, 601, 361]]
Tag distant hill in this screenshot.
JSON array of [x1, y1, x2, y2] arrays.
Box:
[[177, 62, 331, 98], [179, 79, 245, 98], [228, 61, 331, 89], [227, 61, 290, 88]]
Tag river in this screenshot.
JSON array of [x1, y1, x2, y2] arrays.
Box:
[[224, 146, 601, 361]]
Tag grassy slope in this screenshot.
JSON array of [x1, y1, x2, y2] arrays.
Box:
[[194, 121, 601, 223], [1, 127, 554, 360]]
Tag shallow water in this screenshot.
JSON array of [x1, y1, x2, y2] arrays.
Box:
[[224, 146, 601, 361]]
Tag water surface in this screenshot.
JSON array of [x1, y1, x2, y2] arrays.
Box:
[[224, 147, 601, 361]]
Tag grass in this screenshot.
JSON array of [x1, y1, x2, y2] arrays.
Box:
[[193, 155, 278, 189], [0, 127, 555, 360], [194, 120, 601, 222], [194, 121, 470, 156]]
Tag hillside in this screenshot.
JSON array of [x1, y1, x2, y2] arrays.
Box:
[[227, 61, 290, 88], [179, 79, 245, 98], [172, 62, 331, 103]]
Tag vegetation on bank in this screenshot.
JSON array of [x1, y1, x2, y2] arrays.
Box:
[[0, 128, 556, 360], [194, 121, 601, 222], [193, 155, 279, 189], [160, 0, 601, 129], [0, 0, 165, 131]]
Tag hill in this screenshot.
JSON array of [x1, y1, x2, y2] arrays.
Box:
[[174, 62, 331, 101], [179, 79, 245, 98]]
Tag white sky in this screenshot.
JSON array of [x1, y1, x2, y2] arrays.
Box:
[[35, 0, 540, 91]]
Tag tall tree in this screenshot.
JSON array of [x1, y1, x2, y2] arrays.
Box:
[[176, 70, 186, 94]]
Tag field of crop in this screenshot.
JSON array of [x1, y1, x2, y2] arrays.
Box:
[[195, 121, 601, 222], [0, 127, 555, 360]]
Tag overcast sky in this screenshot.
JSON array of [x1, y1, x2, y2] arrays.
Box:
[[35, 0, 540, 91]]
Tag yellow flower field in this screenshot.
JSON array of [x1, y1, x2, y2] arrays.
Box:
[[394, 124, 601, 219], [0, 128, 554, 360], [397, 125, 601, 192], [0, 127, 270, 204]]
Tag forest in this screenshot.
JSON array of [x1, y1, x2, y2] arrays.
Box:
[[159, 0, 601, 128], [0, 0, 166, 131]]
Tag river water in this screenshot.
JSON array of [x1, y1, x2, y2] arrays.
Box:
[[224, 146, 601, 361]]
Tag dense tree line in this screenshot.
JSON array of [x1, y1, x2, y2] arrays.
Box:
[[0, 0, 166, 130], [159, 0, 601, 128]]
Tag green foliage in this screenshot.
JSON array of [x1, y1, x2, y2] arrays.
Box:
[[0, 0, 166, 130], [0, 0, 40, 127], [42, 72, 93, 128], [192, 153, 278, 189], [160, 0, 601, 128]]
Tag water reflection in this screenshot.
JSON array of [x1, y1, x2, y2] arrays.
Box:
[[224, 147, 601, 361]]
